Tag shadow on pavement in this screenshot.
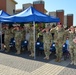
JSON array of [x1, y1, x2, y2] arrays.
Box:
[[67, 64, 76, 69], [0, 50, 76, 70], [0, 50, 56, 63]]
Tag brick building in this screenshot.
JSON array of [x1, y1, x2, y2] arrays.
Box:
[[67, 14, 73, 28], [49, 10, 73, 28], [33, 0, 44, 13], [56, 10, 64, 25]]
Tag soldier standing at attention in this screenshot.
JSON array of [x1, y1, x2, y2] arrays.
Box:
[[20, 26, 26, 41], [68, 26, 76, 65], [51, 23, 66, 62], [4, 24, 11, 52], [50, 24, 56, 43], [13, 24, 22, 54], [29, 25, 34, 57], [42, 27, 52, 60], [10, 26, 14, 40]]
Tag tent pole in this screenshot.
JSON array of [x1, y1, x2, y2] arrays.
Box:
[[33, 21, 36, 59], [0, 22, 2, 51]]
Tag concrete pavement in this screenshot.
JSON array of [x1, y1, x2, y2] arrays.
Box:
[[0, 52, 76, 75]]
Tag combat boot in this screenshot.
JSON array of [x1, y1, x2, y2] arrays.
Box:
[[16, 50, 20, 54], [46, 56, 49, 60], [1, 44, 5, 51], [74, 63, 76, 65], [44, 56, 47, 59], [58, 58, 61, 62], [29, 54, 32, 56], [5, 50, 10, 53], [55, 58, 59, 62], [70, 61, 74, 65], [31, 53, 34, 57], [74, 61, 76, 65]]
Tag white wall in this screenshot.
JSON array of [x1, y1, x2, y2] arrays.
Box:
[[49, 12, 57, 28], [49, 12, 56, 17], [23, 3, 33, 10], [6, 0, 16, 15], [64, 16, 67, 28]]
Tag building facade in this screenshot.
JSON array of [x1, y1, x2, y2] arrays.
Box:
[[56, 10, 64, 25], [49, 11, 57, 27], [0, 0, 6, 11], [33, 0, 45, 13], [0, 0, 17, 15], [49, 10, 73, 28], [67, 14, 73, 28], [64, 16, 67, 28], [23, 3, 33, 10]]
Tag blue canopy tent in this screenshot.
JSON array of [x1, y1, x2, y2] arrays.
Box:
[[0, 10, 10, 17], [1, 6, 60, 23], [1, 6, 60, 59], [0, 10, 10, 22]]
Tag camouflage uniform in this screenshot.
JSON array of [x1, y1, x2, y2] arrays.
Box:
[[21, 28, 26, 41], [43, 31, 52, 60], [13, 28, 22, 54], [35, 28, 39, 41], [50, 28, 56, 43], [53, 27, 66, 62], [68, 31, 76, 65], [10, 27, 14, 39], [4, 28, 11, 52], [29, 28, 34, 57], [37, 31, 43, 42]]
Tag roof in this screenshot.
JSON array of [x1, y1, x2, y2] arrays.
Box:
[[11, 0, 17, 4], [23, 3, 33, 6], [56, 10, 64, 12], [67, 14, 73, 16], [16, 8, 47, 14], [15, 9, 23, 13], [44, 9, 47, 13], [16, 9, 22, 12]]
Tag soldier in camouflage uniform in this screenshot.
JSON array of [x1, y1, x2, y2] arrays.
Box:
[[10, 26, 14, 39], [50, 24, 56, 43], [42, 28, 52, 60], [37, 30, 43, 42], [67, 26, 76, 65], [12, 25, 22, 54], [73, 37, 76, 65], [51, 23, 66, 62], [20, 26, 26, 41], [29, 26, 34, 57], [3, 24, 11, 52]]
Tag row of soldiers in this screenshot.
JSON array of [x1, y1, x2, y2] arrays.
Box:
[[1, 23, 76, 65], [39, 23, 76, 65], [2, 24, 34, 57]]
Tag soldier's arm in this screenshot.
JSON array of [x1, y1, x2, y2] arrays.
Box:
[[63, 30, 69, 40], [11, 28, 16, 37], [54, 30, 58, 44], [73, 37, 76, 44], [50, 33, 53, 46], [11, 28, 15, 33], [50, 28, 55, 33], [2, 27, 6, 34]]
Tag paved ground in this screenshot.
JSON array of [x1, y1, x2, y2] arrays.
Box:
[[0, 50, 76, 75]]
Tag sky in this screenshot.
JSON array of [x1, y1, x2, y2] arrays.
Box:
[[15, 0, 76, 25]]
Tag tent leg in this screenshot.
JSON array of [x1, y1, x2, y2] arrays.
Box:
[[33, 21, 36, 59], [0, 23, 2, 51]]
